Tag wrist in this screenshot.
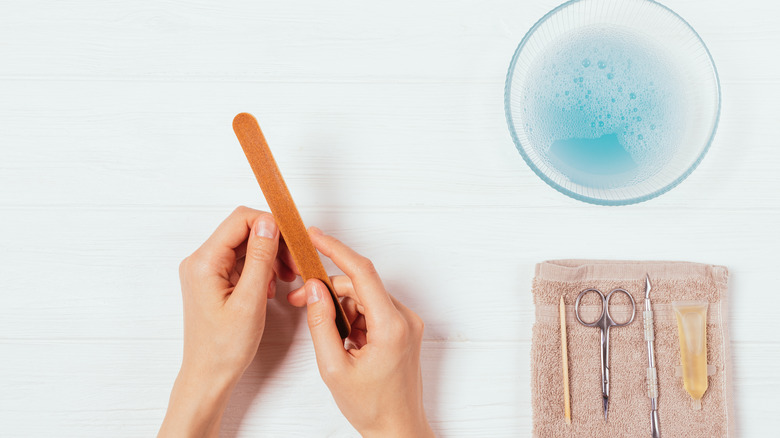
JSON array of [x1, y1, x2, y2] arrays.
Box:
[[362, 417, 435, 438], [158, 367, 238, 437]]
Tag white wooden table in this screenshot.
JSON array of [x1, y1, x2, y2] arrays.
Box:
[[1, 1, 778, 436]]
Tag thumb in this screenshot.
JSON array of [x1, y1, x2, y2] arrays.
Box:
[[305, 279, 348, 375], [233, 213, 279, 307]]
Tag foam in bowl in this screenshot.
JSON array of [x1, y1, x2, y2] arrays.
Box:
[[520, 25, 686, 188]]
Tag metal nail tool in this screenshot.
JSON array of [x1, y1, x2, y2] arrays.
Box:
[[644, 275, 661, 437], [575, 287, 636, 421]]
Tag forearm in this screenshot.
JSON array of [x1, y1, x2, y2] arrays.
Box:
[[158, 367, 238, 438]]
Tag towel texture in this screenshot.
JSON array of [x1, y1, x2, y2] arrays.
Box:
[[531, 260, 735, 437]]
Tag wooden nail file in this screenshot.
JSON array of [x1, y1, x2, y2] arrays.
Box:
[[233, 112, 351, 339]]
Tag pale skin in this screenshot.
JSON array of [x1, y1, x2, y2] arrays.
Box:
[[158, 206, 434, 437]]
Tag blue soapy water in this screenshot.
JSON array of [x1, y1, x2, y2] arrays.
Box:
[[550, 134, 636, 180], [521, 26, 684, 187]]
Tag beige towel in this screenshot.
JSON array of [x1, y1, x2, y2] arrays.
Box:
[[531, 260, 735, 437]]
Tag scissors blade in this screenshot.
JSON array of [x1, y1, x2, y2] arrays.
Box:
[[603, 394, 609, 421]]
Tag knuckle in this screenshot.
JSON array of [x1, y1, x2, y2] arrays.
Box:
[[354, 257, 377, 276], [233, 205, 250, 215], [307, 308, 329, 328], [411, 313, 425, 336], [181, 253, 210, 279], [246, 242, 276, 262], [384, 316, 408, 342], [319, 362, 342, 382], [178, 257, 190, 275]]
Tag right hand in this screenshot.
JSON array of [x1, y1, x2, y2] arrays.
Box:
[[287, 227, 434, 437]]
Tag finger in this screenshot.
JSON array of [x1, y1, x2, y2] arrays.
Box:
[[351, 313, 367, 332], [386, 291, 425, 343], [278, 237, 299, 276], [273, 257, 296, 283], [268, 277, 277, 299], [347, 326, 367, 350], [308, 228, 397, 323], [229, 268, 240, 286], [205, 206, 267, 251], [305, 279, 349, 375], [287, 274, 355, 308], [234, 241, 248, 260], [287, 285, 307, 307], [386, 291, 423, 332], [231, 213, 279, 312], [236, 228, 295, 282], [332, 276, 365, 315], [387, 292, 412, 318], [341, 297, 361, 327]]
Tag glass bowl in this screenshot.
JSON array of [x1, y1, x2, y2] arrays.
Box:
[[504, 0, 720, 205]]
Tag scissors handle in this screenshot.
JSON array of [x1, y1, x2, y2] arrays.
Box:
[[574, 288, 637, 328], [605, 288, 636, 327], [574, 288, 605, 327]]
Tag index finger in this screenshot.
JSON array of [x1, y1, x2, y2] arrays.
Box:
[[204, 206, 266, 251], [308, 228, 398, 324]]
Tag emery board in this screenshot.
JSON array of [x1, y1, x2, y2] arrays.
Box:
[[233, 112, 351, 339]]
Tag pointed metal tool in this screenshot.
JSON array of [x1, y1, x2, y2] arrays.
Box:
[[644, 275, 661, 437]]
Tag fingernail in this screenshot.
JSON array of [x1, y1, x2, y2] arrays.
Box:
[[256, 215, 277, 239], [307, 281, 321, 305], [310, 226, 323, 236]]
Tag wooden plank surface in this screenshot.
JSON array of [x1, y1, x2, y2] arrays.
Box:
[[1, 0, 779, 436]]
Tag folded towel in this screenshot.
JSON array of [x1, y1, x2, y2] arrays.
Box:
[[531, 260, 735, 437]]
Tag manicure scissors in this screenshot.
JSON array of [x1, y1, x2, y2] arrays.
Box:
[[574, 287, 636, 421]]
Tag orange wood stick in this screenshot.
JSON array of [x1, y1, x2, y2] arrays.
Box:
[[233, 112, 350, 339], [560, 295, 572, 424]]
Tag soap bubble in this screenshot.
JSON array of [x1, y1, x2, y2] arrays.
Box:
[[582, 58, 591, 67], [630, 93, 637, 99], [598, 60, 607, 69]]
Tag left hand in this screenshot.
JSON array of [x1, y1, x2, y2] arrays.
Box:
[[159, 206, 296, 438]]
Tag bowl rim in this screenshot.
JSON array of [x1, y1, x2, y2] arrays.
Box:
[[503, 0, 721, 206]]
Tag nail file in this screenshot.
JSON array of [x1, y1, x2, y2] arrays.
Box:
[[232, 112, 351, 339]]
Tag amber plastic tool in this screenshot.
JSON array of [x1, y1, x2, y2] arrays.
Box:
[[233, 112, 351, 339]]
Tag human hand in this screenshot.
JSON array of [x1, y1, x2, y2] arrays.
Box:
[[159, 206, 296, 438], [287, 228, 434, 438]]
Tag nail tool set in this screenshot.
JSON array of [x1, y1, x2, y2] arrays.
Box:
[[549, 267, 724, 437]]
